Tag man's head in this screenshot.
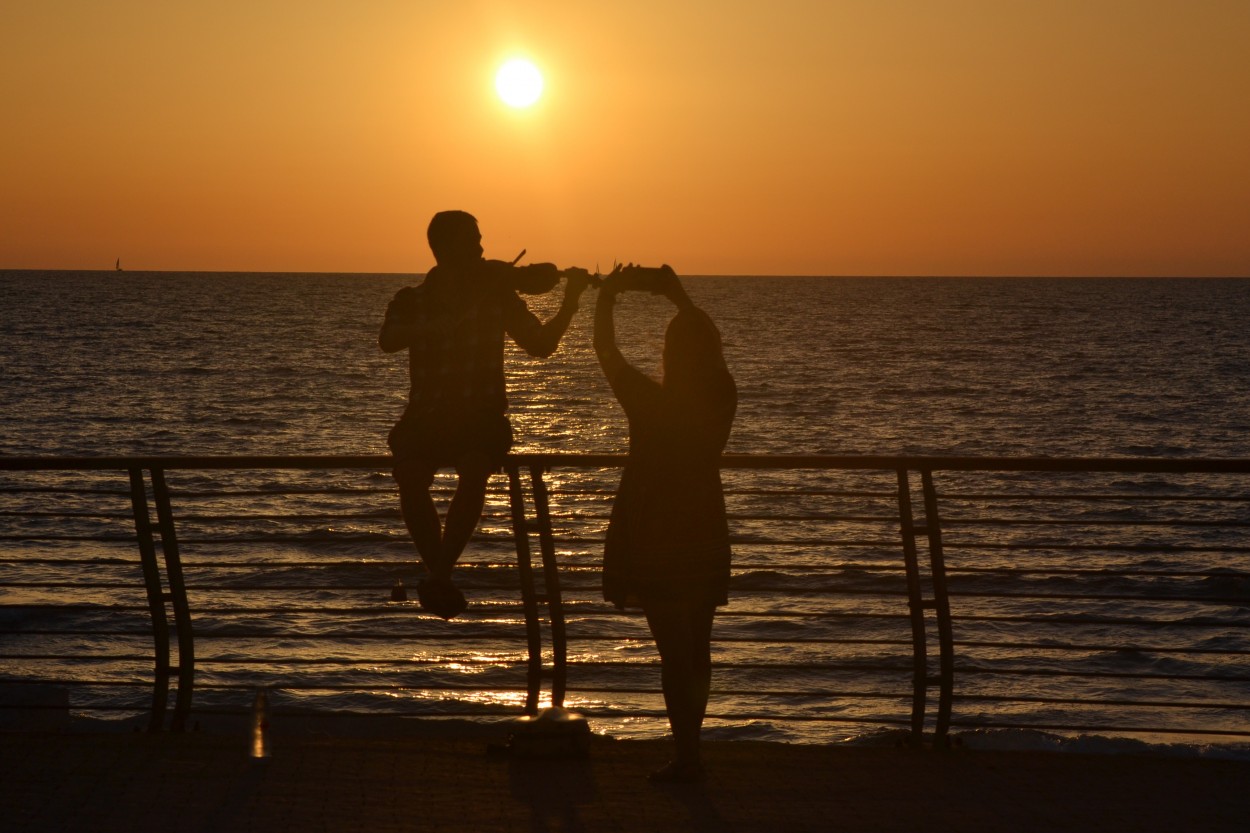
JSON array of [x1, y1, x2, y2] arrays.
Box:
[[427, 211, 484, 267]]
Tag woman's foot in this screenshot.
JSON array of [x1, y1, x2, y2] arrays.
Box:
[[647, 760, 705, 784]]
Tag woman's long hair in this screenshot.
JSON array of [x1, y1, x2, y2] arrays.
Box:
[[663, 307, 736, 411]]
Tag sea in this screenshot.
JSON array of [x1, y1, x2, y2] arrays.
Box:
[[2, 271, 1249, 756]]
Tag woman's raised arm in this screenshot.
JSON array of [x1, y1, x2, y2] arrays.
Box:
[[593, 265, 630, 385]]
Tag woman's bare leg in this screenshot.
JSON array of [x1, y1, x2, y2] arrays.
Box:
[[645, 599, 717, 772]]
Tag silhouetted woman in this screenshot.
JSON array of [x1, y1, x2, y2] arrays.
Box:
[[593, 264, 737, 783]]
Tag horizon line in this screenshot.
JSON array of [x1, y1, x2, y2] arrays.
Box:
[[3, 268, 1249, 280]]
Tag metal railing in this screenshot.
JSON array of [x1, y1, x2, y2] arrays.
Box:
[[2, 454, 1249, 747]]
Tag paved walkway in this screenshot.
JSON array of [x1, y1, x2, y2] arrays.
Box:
[[3, 729, 1249, 832]]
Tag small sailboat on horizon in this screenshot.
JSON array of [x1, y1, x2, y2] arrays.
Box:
[[115, 258, 123, 272]]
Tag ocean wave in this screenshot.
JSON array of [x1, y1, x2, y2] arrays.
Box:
[[702, 720, 797, 743], [956, 728, 1250, 761], [731, 568, 900, 594]]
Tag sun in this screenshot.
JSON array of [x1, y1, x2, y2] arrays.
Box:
[[495, 59, 543, 108]]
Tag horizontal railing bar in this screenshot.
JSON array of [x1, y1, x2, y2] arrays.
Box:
[[0, 582, 146, 589], [8, 588, 1235, 609], [0, 679, 155, 687], [13, 559, 899, 574], [0, 535, 137, 543], [572, 660, 910, 673], [185, 657, 908, 673], [951, 693, 1250, 710], [944, 591, 1249, 604], [192, 705, 525, 717], [0, 604, 147, 611], [726, 514, 899, 523], [735, 538, 918, 548], [747, 516, 1244, 530], [178, 632, 528, 641], [953, 639, 1250, 655], [192, 682, 532, 693], [941, 493, 1250, 503], [720, 489, 898, 498], [194, 657, 529, 667], [171, 537, 407, 545], [8, 533, 1248, 558], [0, 704, 147, 713], [947, 566, 1250, 578], [169, 585, 910, 597], [4, 484, 1243, 502], [943, 518, 1250, 528], [108, 560, 898, 573], [184, 631, 919, 647], [569, 609, 911, 621], [0, 560, 138, 567], [170, 488, 407, 497], [184, 606, 909, 622], [732, 562, 905, 570], [0, 654, 153, 661], [568, 686, 910, 700], [0, 487, 129, 495], [0, 560, 1188, 584], [944, 542, 1250, 553], [950, 613, 1248, 629], [156, 535, 911, 548], [954, 667, 1250, 683], [0, 558, 903, 572], [130, 512, 401, 523], [2, 631, 156, 637], [0, 511, 135, 519], [5, 453, 1250, 474]]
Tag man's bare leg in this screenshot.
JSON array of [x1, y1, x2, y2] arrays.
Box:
[[395, 460, 445, 576], [436, 451, 494, 579]]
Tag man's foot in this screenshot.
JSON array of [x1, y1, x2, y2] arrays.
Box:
[[647, 760, 706, 784], [416, 576, 468, 620]]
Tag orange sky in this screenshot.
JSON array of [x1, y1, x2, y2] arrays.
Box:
[[3, 1, 1248, 276]]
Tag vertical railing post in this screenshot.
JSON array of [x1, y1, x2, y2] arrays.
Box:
[[528, 465, 567, 708], [896, 469, 929, 746], [921, 471, 955, 747], [128, 468, 171, 732], [151, 468, 195, 732], [506, 464, 544, 715], [897, 467, 956, 748]]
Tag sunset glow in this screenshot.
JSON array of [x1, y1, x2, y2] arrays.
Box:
[[2, 1, 1248, 276], [495, 59, 543, 108]]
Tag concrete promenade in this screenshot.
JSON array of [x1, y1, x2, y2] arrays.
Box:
[[3, 728, 1250, 832]]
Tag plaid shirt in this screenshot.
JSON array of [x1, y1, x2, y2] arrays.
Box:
[[384, 266, 546, 416]]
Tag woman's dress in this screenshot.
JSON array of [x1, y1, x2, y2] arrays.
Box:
[[602, 364, 737, 609]]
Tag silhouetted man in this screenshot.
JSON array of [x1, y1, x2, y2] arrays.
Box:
[[380, 210, 590, 618]]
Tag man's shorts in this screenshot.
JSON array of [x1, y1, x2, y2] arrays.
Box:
[[387, 407, 514, 474]]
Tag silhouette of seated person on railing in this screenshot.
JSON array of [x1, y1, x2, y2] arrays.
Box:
[[380, 210, 591, 618], [592, 264, 738, 783]]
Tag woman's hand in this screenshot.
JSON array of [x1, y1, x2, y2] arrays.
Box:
[[600, 263, 668, 293], [598, 263, 629, 296], [650, 264, 682, 299]]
